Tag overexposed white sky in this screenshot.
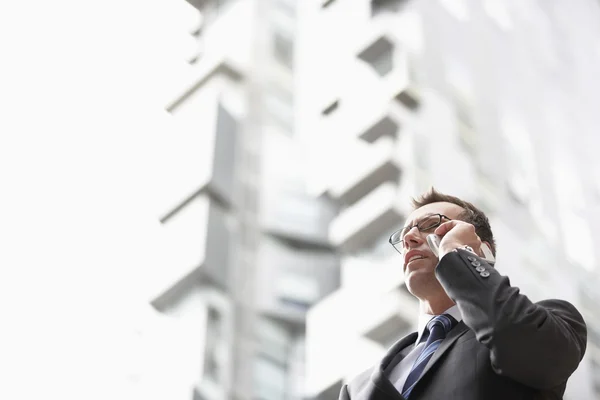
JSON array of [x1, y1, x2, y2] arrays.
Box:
[[0, 1, 200, 398]]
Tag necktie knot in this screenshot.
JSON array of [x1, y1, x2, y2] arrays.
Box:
[[427, 314, 456, 336]]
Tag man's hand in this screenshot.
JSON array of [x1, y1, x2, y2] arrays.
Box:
[[434, 220, 484, 259]]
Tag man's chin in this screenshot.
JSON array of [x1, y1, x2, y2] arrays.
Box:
[[404, 269, 437, 293], [404, 258, 435, 274]]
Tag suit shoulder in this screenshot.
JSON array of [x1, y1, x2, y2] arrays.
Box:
[[346, 367, 373, 393]]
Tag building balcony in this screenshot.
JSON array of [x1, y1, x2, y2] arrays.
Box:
[[179, 0, 253, 73], [158, 99, 239, 219], [260, 132, 338, 245], [150, 194, 231, 311], [305, 276, 415, 396], [256, 238, 340, 325], [166, 56, 244, 115], [358, 287, 416, 347], [339, 256, 417, 346], [352, 26, 421, 115], [357, 107, 401, 143], [328, 136, 401, 207], [306, 288, 382, 398], [261, 186, 337, 246], [329, 182, 405, 252]]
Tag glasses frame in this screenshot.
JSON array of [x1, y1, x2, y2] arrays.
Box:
[[389, 214, 452, 255]]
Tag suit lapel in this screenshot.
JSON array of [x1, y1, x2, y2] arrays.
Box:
[[411, 321, 470, 390], [369, 332, 418, 400]]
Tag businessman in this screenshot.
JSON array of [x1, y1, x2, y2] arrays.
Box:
[[339, 188, 587, 400]]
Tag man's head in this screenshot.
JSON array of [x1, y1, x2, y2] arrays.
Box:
[[397, 187, 496, 299], [410, 188, 496, 256]]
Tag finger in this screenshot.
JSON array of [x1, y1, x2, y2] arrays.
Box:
[[434, 220, 458, 236]]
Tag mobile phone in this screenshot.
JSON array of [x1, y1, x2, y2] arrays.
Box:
[[427, 234, 496, 263]]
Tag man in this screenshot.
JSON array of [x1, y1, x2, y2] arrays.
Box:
[[339, 188, 587, 400]]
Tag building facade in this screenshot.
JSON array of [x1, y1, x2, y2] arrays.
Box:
[[150, 1, 338, 399], [298, 1, 600, 400], [150, 0, 600, 399]]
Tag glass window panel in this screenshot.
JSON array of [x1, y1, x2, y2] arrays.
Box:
[[254, 355, 287, 400], [264, 87, 294, 133], [273, 31, 294, 69], [204, 306, 223, 383], [256, 318, 290, 365]]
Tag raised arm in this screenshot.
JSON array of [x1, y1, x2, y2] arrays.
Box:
[[435, 249, 587, 389]]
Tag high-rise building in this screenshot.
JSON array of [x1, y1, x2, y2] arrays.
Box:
[[150, 0, 600, 399], [298, 1, 600, 400], [150, 1, 338, 399]]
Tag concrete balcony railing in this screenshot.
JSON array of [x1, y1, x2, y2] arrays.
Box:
[[305, 269, 417, 397], [329, 182, 405, 252], [150, 193, 231, 310], [357, 106, 401, 143], [340, 256, 417, 346], [158, 98, 239, 218], [306, 288, 384, 398], [328, 136, 401, 207], [357, 287, 417, 347]]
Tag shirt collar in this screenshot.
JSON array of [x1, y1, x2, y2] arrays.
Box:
[[415, 305, 463, 344]]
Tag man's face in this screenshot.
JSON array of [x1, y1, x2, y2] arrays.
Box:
[[401, 202, 465, 296]]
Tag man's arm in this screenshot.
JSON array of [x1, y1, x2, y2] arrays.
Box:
[[435, 249, 587, 389]]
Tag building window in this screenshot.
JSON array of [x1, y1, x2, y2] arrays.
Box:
[[273, 31, 294, 70], [254, 318, 290, 400], [357, 36, 394, 77], [264, 86, 295, 134], [452, 91, 477, 155], [371, 0, 405, 16], [254, 355, 287, 400], [203, 306, 223, 384], [276, 273, 320, 310]]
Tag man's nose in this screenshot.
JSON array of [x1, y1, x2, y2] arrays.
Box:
[[403, 226, 425, 249]]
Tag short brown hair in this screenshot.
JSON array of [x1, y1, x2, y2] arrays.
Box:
[[411, 187, 496, 256]]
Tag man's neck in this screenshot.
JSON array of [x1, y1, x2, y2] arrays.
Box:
[[419, 296, 455, 315]]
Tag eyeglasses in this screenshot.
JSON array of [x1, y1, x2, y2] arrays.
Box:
[[389, 214, 452, 255]]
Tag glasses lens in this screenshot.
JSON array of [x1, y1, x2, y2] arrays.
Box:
[[398, 226, 411, 243], [390, 230, 403, 245], [419, 215, 441, 231]]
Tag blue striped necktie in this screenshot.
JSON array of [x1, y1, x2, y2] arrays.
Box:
[[401, 314, 457, 398]]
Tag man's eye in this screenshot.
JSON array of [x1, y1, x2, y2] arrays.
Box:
[[419, 218, 439, 230]]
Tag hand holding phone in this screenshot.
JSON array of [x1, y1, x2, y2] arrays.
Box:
[[427, 234, 495, 263]]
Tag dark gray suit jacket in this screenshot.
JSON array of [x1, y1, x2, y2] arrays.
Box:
[[339, 249, 587, 400]]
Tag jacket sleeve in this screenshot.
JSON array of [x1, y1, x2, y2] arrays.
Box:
[[435, 249, 587, 389], [338, 384, 350, 400]]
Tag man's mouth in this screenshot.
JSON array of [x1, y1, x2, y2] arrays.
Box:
[[407, 255, 426, 263]]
